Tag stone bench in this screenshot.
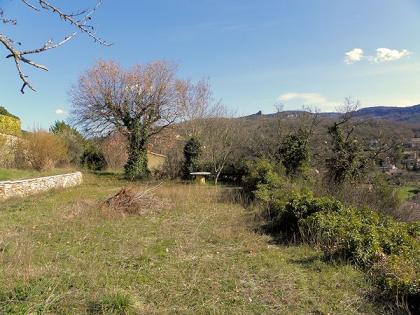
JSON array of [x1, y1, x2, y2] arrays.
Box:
[[190, 172, 211, 185]]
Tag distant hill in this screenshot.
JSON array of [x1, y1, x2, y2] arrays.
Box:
[[244, 104, 420, 124], [352, 105, 420, 123]]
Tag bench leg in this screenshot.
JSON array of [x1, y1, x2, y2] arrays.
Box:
[[195, 176, 206, 185]]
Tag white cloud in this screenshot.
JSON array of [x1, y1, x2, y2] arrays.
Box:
[[279, 92, 327, 104], [344, 48, 364, 64], [345, 48, 412, 64], [372, 48, 411, 63], [278, 93, 338, 111], [55, 108, 66, 115]]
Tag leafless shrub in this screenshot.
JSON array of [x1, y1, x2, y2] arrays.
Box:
[[15, 130, 68, 170], [395, 195, 420, 222], [161, 144, 184, 179], [176, 79, 223, 139], [100, 132, 128, 170], [314, 177, 402, 217], [0, 135, 14, 167], [216, 187, 247, 205]]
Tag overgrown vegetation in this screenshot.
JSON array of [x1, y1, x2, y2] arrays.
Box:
[[0, 88, 418, 313], [80, 143, 107, 171], [0, 175, 391, 313], [239, 117, 419, 310], [0, 106, 19, 120], [277, 130, 310, 177], [71, 61, 214, 180], [247, 159, 419, 312], [15, 130, 68, 171], [50, 121, 85, 165], [326, 122, 368, 185]]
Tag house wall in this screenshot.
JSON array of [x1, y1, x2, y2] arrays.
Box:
[[147, 152, 167, 171], [0, 172, 83, 201]]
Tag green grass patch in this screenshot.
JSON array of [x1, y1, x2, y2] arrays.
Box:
[[0, 175, 390, 313], [0, 168, 76, 181], [396, 185, 420, 201]]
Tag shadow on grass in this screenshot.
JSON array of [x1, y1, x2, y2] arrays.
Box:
[[408, 188, 420, 195], [257, 219, 303, 246], [91, 171, 125, 179]]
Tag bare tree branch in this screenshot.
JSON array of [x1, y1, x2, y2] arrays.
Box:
[[0, 0, 109, 93]]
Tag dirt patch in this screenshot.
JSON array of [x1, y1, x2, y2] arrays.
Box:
[[397, 194, 420, 222], [103, 186, 173, 216]]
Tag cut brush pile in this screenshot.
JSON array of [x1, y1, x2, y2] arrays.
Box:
[[104, 183, 173, 215]]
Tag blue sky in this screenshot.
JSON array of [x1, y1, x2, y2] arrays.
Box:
[[1, 0, 420, 129]]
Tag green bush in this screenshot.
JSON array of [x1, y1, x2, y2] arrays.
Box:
[[0, 106, 19, 119], [271, 193, 344, 236], [266, 193, 420, 304], [182, 137, 202, 180], [80, 145, 107, 171], [242, 160, 289, 208], [243, 159, 281, 198], [277, 130, 310, 177], [301, 207, 416, 265], [50, 121, 86, 165], [370, 253, 419, 299], [216, 159, 248, 184]]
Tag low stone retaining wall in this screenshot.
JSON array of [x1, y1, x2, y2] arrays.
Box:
[[0, 172, 83, 201]]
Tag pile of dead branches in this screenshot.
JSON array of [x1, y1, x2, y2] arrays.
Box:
[[103, 183, 172, 216]]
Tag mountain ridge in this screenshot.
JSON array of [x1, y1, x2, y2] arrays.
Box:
[[244, 104, 420, 123]]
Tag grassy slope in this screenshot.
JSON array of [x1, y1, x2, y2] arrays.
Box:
[[0, 175, 388, 314], [0, 168, 75, 181]]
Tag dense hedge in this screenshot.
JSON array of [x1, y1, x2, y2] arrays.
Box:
[[264, 192, 419, 307], [0, 106, 19, 119], [80, 145, 107, 171], [0, 114, 21, 136]]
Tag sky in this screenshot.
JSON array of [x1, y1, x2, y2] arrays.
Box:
[[1, 0, 420, 129]]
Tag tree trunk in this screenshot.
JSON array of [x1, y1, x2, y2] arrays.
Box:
[[215, 171, 221, 185], [124, 121, 149, 180], [214, 158, 228, 185]]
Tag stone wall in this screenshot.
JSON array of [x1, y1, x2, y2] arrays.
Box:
[[0, 172, 83, 201]]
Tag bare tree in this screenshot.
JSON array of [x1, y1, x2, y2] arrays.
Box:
[[201, 112, 241, 185], [176, 79, 223, 138], [71, 60, 182, 179], [101, 132, 128, 170], [0, 0, 108, 93]]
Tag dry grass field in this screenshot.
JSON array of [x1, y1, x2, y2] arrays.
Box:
[[0, 174, 393, 314]]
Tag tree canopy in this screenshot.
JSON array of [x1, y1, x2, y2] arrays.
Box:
[[71, 60, 193, 179]]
